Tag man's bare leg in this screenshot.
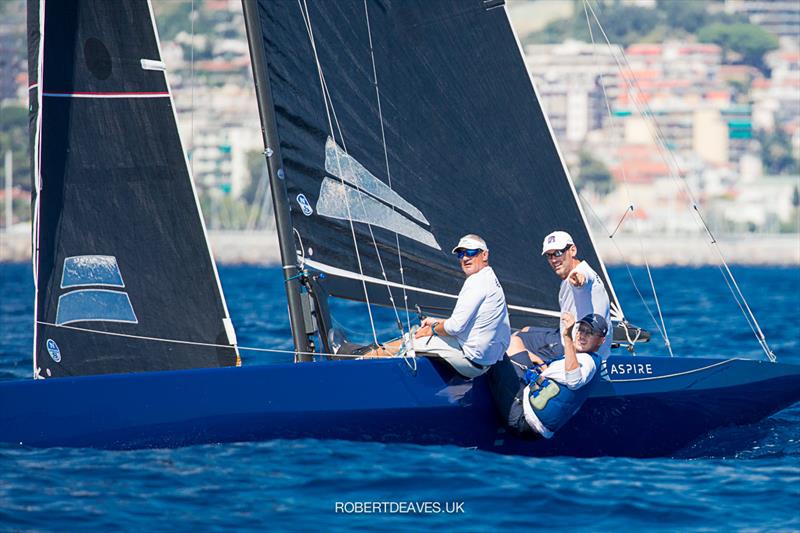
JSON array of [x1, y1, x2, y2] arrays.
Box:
[[359, 337, 404, 358], [509, 328, 546, 365]]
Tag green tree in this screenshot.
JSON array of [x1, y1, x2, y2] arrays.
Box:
[[658, 0, 709, 33], [756, 128, 799, 176], [576, 151, 613, 195], [528, 1, 659, 47], [0, 105, 31, 191], [697, 23, 778, 73]]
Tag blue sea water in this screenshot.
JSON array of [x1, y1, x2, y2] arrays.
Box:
[[1, 263, 799, 531]]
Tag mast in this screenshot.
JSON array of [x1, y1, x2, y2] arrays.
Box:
[[241, 0, 313, 361]]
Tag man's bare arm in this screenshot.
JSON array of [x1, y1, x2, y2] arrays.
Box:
[[561, 312, 579, 372]]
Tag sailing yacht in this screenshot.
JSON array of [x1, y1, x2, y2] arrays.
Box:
[[1, 0, 798, 457]]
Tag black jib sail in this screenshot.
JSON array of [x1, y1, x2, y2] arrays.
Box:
[[29, 0, 239, 378], [249, 0, 622, 331]]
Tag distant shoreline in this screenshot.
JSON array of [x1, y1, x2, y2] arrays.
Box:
[[1, 229, 798, 267]]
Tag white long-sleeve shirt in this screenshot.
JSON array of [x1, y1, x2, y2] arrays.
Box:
[[443, 266, 510, 366], [559, 260, 612, 357]]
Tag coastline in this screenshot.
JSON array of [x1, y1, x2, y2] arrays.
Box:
[[1, 229, 798, 266]]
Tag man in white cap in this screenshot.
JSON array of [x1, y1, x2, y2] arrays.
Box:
[[507, 230, 611, 363], [414, 233, 511, 377], [332, 234, 511, 379]]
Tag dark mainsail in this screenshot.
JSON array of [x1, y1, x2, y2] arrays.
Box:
[[29, 0, 239, 378], [250, 0, 622, 331]]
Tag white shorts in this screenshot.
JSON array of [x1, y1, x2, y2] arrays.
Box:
[[413, 335, 487, 379]]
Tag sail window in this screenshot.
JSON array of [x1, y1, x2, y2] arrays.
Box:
[[316, 178, 441, 250], [61, 255, 125, 288], [84, 38, 112, 80], [324, 138, 430, 225], [55, 289, 138, 326]]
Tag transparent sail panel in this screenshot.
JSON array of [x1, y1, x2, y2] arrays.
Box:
[[55, 289, 138, 325]]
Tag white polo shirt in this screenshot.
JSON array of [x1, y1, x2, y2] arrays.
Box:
[[443, 266, 511, 366]]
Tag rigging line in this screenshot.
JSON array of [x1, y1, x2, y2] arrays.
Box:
[[35, 321, 343, 359], [584, 0, 774, 361], [578, 191, 666, 339], [36, 321, 408, 361], [714, 261, 762, 350], [313, 59, 405, 336], [583, 0, 673, 356], [363, 0, 413, 336], [299, 2, 406, 341], [190, 0, 195, 180], [609, 205, 634, 239], [716, 252, 776, 361], [298, 0, 379, 345]]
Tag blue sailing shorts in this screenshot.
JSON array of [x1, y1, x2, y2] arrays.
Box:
[[514, 326, 564, 361]]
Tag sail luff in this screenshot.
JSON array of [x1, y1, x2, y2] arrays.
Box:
[[241, 0, 313, 360], [500, 3, 626, 322], [28, 0, 45, 377]]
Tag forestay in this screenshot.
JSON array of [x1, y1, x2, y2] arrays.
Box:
[[29, 0, 239, 378], [252, 0, 622, 330]]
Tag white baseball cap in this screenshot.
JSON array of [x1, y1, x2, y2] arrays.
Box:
[[451, 234, 488, 254], [541, 230, 574, 255]]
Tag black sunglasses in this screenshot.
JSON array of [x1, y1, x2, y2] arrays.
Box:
[[544, 244, 572, 259], [456, 249, 483, 259]]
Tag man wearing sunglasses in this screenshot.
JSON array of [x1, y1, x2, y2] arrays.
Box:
[[412, 234, 511, 378], [488, 312, 606, 438], [507, 230, 611, 364], [336, 234, 510, 378]]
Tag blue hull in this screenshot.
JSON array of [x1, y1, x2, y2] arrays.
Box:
[[1, 355, 798, 457]]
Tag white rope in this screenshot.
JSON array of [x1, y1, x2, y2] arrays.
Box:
[[583, 0, 673, 356], [584, 0, 774, 362], [363, 0, 414, 337], [37, 321, 424, 364], [298, 0, 380, 345], [308, 26, 407, 341]]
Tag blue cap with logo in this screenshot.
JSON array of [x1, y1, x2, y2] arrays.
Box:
[[578, 313, 608, 336]]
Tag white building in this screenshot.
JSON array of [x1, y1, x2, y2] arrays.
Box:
[[524, 41, 624, 143]]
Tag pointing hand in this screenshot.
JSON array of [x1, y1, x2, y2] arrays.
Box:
[[568, 270, 586, 287]]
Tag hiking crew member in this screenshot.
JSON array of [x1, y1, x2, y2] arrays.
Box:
[[508, 230, 612, 364], [488, 313, 607, 438]]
